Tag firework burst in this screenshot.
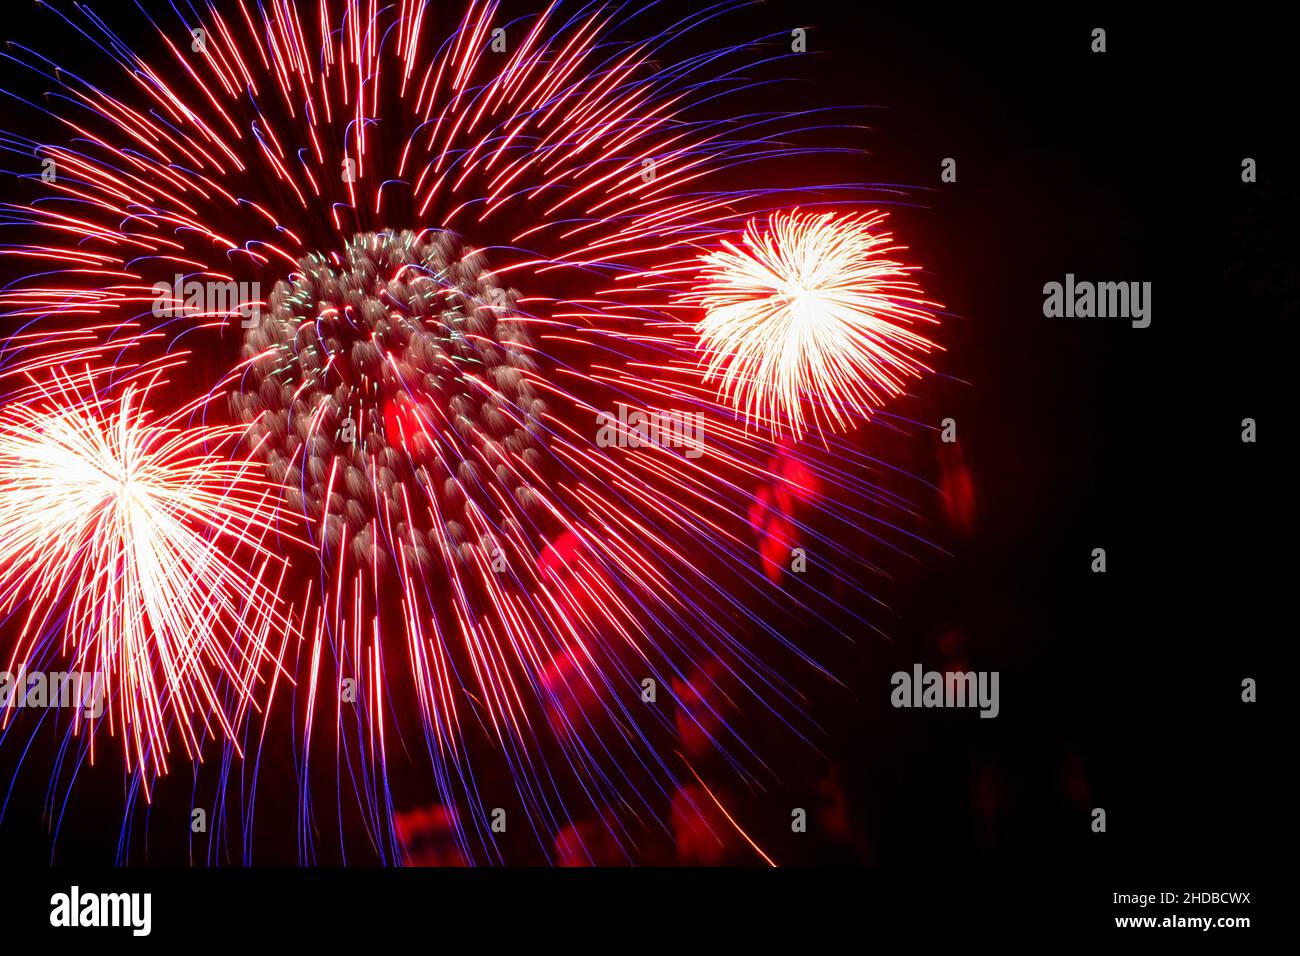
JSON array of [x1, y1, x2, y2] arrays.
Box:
[[1, 0, 945, 864], [0, 359, 296, 787], [686, 210, 943, 440]]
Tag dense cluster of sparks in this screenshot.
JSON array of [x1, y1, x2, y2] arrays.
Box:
[[0, 0, 943, 864], [235, 229, 544, 572]]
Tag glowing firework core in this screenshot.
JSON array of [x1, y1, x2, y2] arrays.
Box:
[[236, 230, 545, 570]]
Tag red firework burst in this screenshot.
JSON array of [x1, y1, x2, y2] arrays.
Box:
[[0, 0, 943, 863]]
